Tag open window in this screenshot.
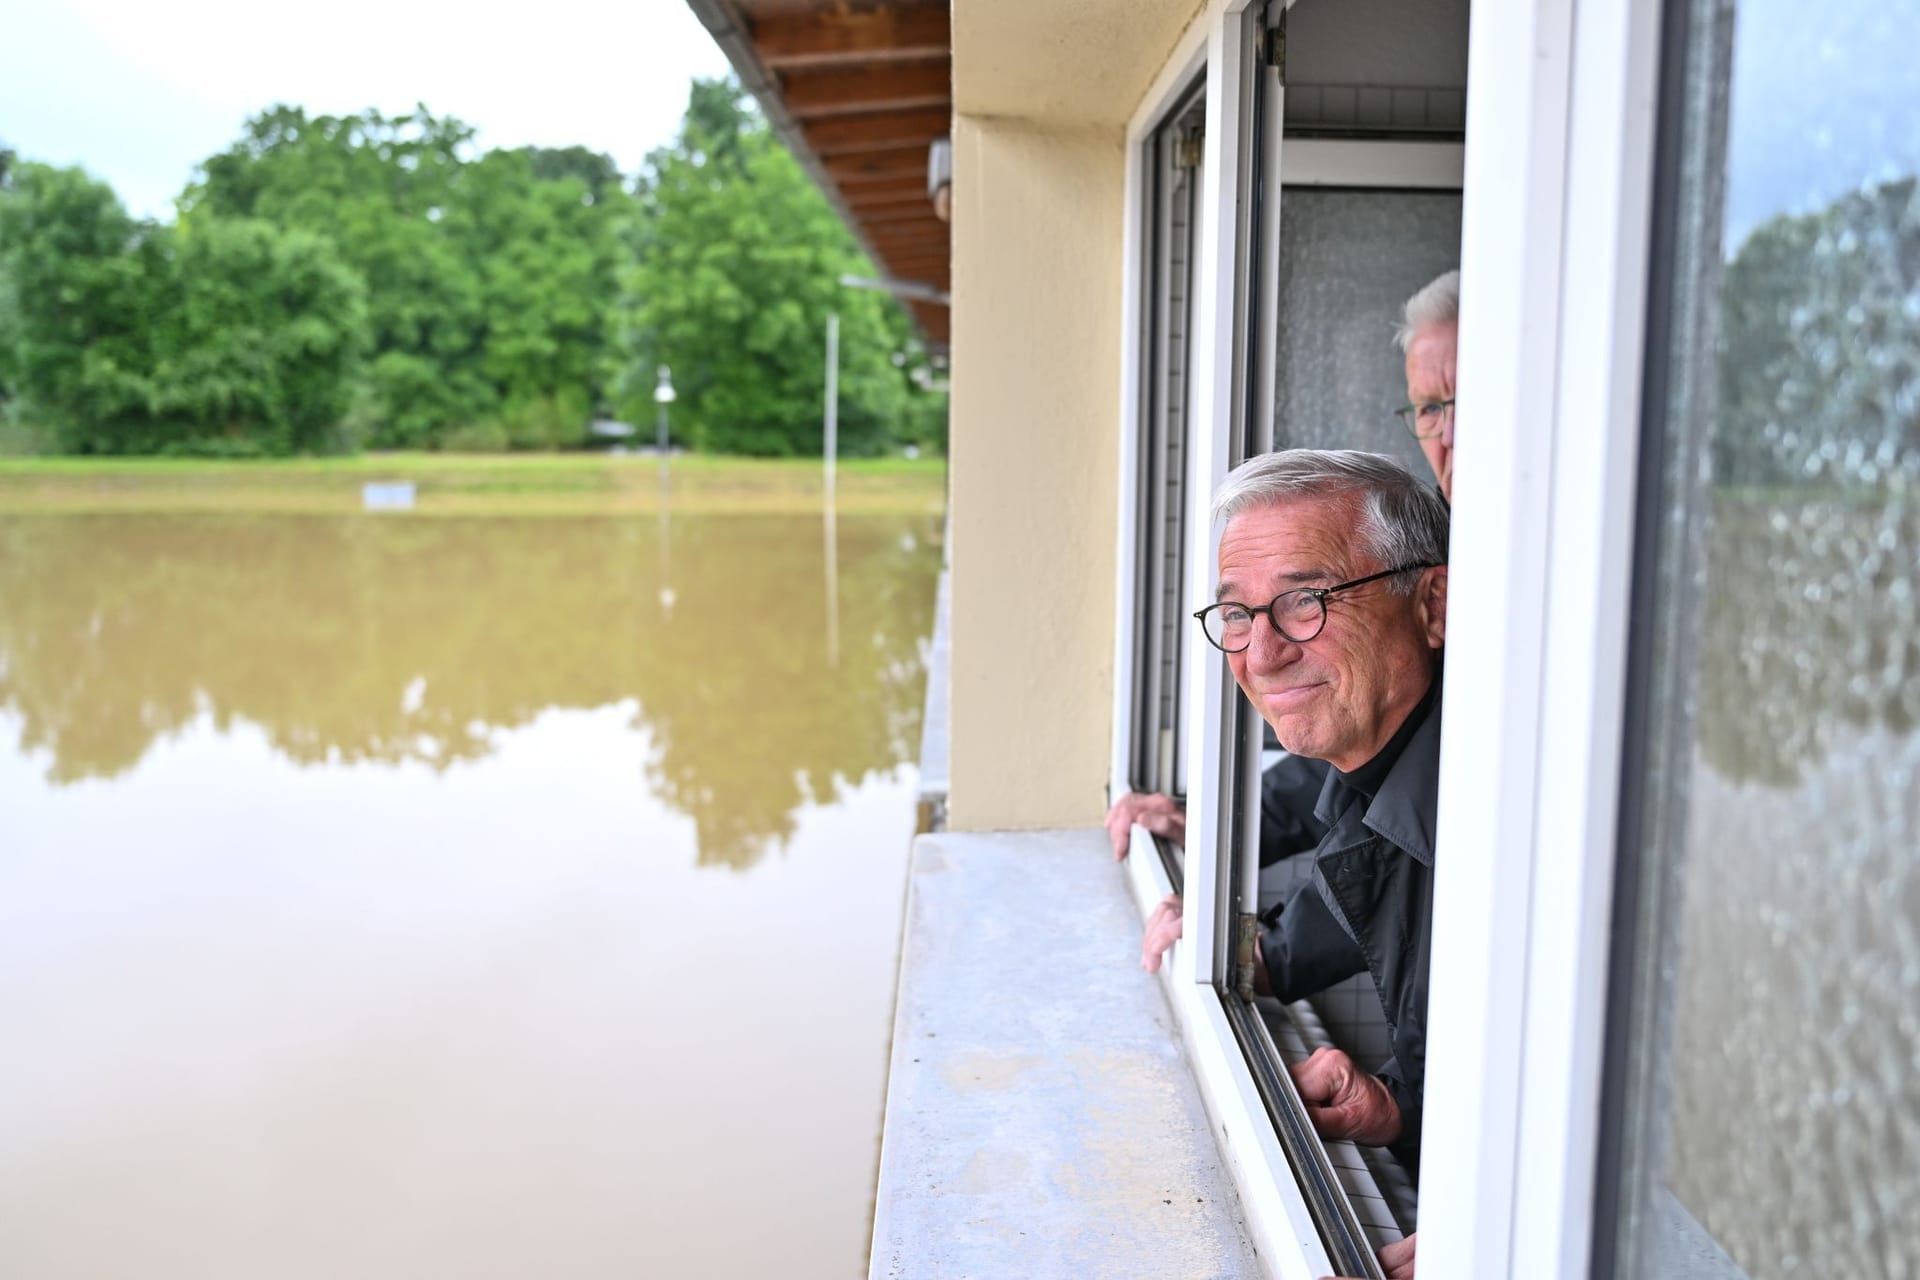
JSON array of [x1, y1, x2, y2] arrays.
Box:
[[1119, 1, 1467, 1274], [1211, 0, 1469, 1266]]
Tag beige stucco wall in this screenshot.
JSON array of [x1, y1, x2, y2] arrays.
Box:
[[943, 0, 1201, 830], [953, 0, 1205, 126], [945, 117, 1124, 830]]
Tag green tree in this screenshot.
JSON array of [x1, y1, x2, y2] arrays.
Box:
[[519, 145, 622, 205], [185, 106, 629, 450], [447, 147, 621, 448], [620, 78, 937, 456], [0, 162, 368, 456], [1, 93, 945, 459], [0, 163, 170, 453], [149, 217, 369, 455], [186, 106, 494, 446]]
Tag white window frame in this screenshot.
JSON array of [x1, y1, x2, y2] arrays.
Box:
[[1109, 16, 1209, 821], [1279, 139, 1464, 188], [1125, 72, 1209, 830], [1419, 0, 1666, 1276]]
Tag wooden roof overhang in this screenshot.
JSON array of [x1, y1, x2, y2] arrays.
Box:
[[684, 0, 952, 348]]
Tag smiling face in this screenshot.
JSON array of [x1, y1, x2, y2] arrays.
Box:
[[1216, 496, 1447, 771], [1403, 321, 1458, 500]]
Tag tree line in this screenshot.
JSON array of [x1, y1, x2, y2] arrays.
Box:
[[0, 79, 946, 458]]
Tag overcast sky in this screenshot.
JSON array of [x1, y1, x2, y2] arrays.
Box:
[[3, 0, 732, 220], [1723, 0, 1919, 249]]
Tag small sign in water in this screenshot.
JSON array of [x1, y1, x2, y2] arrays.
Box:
[[362, 482, 416, 512]]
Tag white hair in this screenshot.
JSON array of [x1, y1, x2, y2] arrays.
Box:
[[1394, 268, 1460, 351], [1210, 449, 1449, 595]]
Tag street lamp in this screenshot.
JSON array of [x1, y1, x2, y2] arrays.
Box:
[[654, 365, 677, 617], [653, 365, 676, 455]]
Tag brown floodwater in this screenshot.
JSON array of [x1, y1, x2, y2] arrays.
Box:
[[0, 509, 943, 1279]]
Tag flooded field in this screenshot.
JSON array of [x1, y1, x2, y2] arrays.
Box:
[[0, 505, 943, 1278]]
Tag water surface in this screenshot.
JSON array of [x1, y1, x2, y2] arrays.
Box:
[[0, 510, 941, 1279]]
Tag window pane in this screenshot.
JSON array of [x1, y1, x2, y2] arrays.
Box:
[[1271, 187, 1460, 471], [1131, 81, 1205, 889], [1604, 0, 1920, 1275]]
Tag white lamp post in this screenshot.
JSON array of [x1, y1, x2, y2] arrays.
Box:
[[653, 365, 676, 454], [654, 365, 677, 616]]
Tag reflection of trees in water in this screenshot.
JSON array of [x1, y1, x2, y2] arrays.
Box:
[[1696, 496, 1918, 787], [0, 512, 942, 869], [1654, 169, 1920, 1273], [626, 515, 939, 867], [1696, 173, 1920, 787], [1717, 176, 1919, 490]]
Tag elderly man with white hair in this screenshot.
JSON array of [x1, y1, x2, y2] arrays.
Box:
[[1150, 449, 1447, 1280], [1116, 270, 1462, 1280], [1156, 448, 1448, 1140], [1395, 268, 1459, 503], [1106, 268, 1460, 874]]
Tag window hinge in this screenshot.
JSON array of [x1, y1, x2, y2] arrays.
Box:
[[1235, 911, 1259, 1001], [1176, 128, 1204, 170], [1263, 13, 1287, 81]]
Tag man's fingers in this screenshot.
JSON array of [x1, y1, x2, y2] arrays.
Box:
[[1140, 895, 1183, 973], [1301, 1101, 1365, 1141], [1139, 905, 1167, 972], [1379, 1235, 1416, 1268], [1294, 1054, 1402, 1146], [1106, 792, 1187, 860], [1104, 796, 1135, 859], [1291, 1048, 1386, 1141], [1380, 1234, 1417, 1278], [1288, 1046, 1351, 1105], [1105, 795, 1148, 859], [1141, 919, 1173, 972]]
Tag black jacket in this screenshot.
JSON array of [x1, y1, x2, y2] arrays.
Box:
[[1258, 680, 1440, 1170], [1259, 752, 1332, 866]]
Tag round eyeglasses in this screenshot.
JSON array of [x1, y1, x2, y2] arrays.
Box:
[[1394, 399, 1455, 440], [1192, 563, 1440, 653]]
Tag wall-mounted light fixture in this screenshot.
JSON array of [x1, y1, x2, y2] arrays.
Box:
[[927, 137, 952, 223]]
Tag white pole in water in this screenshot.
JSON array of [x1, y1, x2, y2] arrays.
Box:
[[823, 311, 839, 507], [823, 311, 840, 666], [824, 493, 840, 668], [653, 364, 676, 500]]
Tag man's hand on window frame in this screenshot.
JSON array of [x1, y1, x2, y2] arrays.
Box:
[[1105, 791, 1186, 861], [1288, 1046, 1403, 1147]]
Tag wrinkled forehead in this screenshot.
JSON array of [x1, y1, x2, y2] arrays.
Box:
[[1216, 493, 1364, 582], [1404, 322, 1457, 372]]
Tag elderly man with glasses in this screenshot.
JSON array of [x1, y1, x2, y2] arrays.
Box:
[[1105, 270, 1460, 869], [1145, 450, 1447, 1279], [1395, 269, 1459, 504]]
